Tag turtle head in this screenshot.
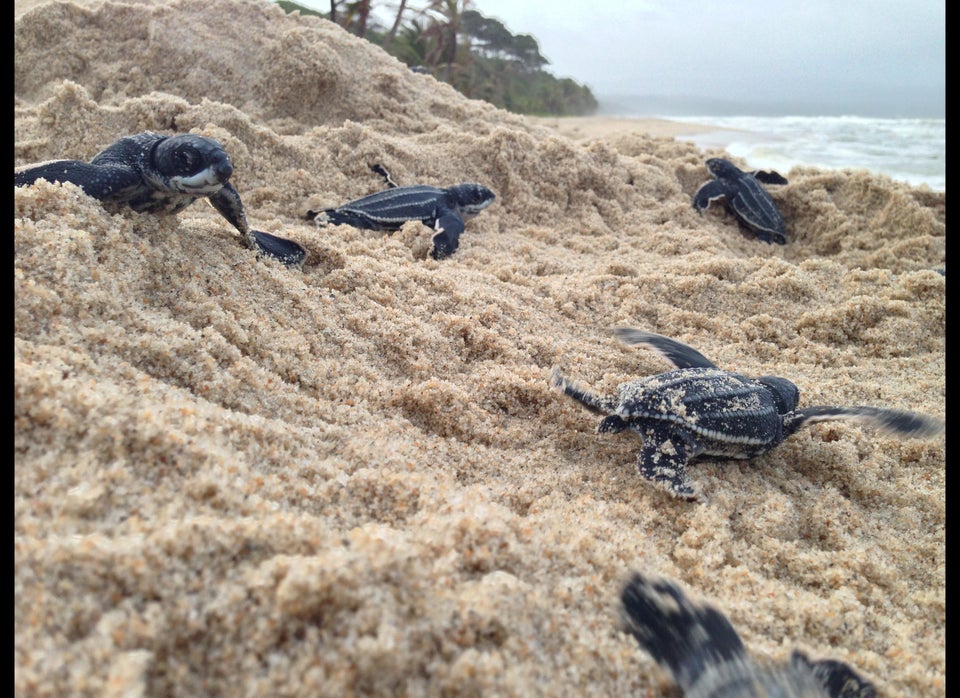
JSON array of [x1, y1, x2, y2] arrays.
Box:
[[150, 134, 233, 195], [451, 183, 496, 219], [705, 158, 740, 179], [756, 376, 800, 415]]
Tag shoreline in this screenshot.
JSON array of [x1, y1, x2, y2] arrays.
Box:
[[531, 114, 945, 191], [528, 114, 738, 142]]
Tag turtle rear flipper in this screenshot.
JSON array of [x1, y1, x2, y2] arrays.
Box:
[[598, 415, 629, 434], [637, 427, 699, 500], [783, 406, 944, 440], [549, 367, 618, 416], [319, 206, 401, 231]]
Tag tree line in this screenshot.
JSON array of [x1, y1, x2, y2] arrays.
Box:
[[275, 0, 598, 116]]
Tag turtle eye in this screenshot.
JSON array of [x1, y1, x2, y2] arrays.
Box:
[[175, 147, 202, 174]]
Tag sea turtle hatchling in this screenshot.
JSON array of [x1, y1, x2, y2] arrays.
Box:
[[550, 329, 943, 499], [693, 157, 789, 244], [15, 132, 307, 267], [307, 164, 495, 260], [620, 572, 878, 697]]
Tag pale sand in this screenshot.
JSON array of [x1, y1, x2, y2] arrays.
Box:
[[14, 1, 944, 695], [528, 115, 735, 141]]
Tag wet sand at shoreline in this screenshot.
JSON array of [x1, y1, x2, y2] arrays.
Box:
[[528, 115, 739, 141]]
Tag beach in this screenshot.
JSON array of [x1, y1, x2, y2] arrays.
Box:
[[14, 1, 945, 696], [528, 115, 737, 141]]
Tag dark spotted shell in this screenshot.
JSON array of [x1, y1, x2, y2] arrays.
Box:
[[613, 367, 785, 458]]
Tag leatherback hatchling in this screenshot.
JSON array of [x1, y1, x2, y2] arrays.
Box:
[[550, 329, 943, 499], [307, 164, 495, 259], [693, 157, 789, 244], [620, 572, 878, 697], [15, 131, 306, 267]]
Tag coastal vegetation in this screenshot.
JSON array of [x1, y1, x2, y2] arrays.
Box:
[[275, 0, 598, 116]]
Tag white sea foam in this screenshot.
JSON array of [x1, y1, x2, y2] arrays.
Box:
[[595, 95, 944, 191], [671, 115, 944, 192]]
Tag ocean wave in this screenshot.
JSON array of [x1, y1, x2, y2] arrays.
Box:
[[672, 115, 945, 191]]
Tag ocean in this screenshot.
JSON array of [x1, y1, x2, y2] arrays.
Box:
[[597, 97, 945, 192]]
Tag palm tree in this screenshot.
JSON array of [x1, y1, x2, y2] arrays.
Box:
[[274, 0, 596, 116], [422, 0, 473, 81], [381, 0, 409, 52], [383, 17, 425, 66], [333, 0, 373, 37]]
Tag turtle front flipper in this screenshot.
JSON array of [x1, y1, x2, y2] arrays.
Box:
[[15, 160, 142, 200], [209, 184, 306, 267], [637, 426, 699, 499], [430, 211, 465, 260], [752, 169, 788, 186], [620, 573, 748, 693], [783, 405, 944, 440], [612, 328, 718, 369], [691, 179, 728, 212], [251, 230, 307, 268], [622, 573, 869, 696]]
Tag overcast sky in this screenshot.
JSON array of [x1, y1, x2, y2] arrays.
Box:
[[300, 1, 944, 116], [469, 0, 944, 116]]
